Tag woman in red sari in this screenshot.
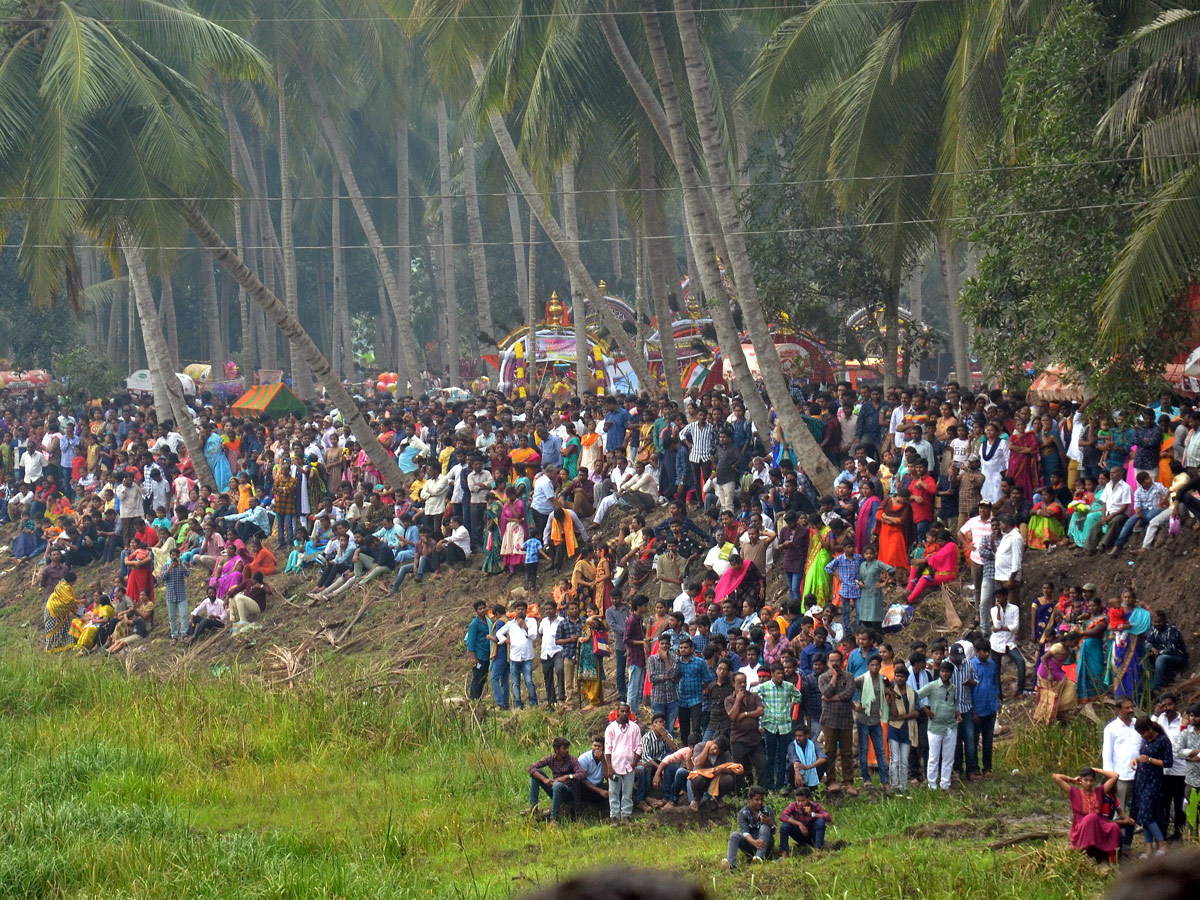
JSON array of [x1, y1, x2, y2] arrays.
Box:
[[1052, 768, 1129, 864], [124, 536, 155, 604], [875, 488, 914, 578], [1007, 410, 1040, 498]]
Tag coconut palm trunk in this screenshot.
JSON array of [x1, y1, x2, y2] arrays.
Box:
[[670, 0, 837, 488], [938, 236, 970, 385], [158, 270, 180, 367], [560, 159, 590, 393], [201, 252, 225, 374], [508, 192, 529, 315], [122, 239, 215, 488], [527, 209, 539, 392], [608, 4, 772, 442], [297, 55, 422, 394], [394, 115, 413, 387], [639, 133, 682, 402], [462, 123, 494, 351], [473, 69, 653, 391], [608, 190, 623, 283], [331, 170, 353, 380], [183, 203, 407, 488], [278, 68, 314, 400], [436, 96, 463, 386]]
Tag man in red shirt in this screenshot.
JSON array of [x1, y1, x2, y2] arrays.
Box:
[[908, 459, 938, 546]]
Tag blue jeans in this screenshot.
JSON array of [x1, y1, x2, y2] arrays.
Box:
[[276, 513, 296, 546], [997, 646, 1027, 695], [166, 597, 188, 639], [764, 730, 791, 791], [638, 761, 679, 803], [627, 664, 645, 710], [651, 700, 679, 736], [511, 659, 538, 708], [914, 519, 931, 545], [964, 711, 995, 775], [490, 652, 510, 708], [780, 818, 825, 851], [786, 571, 802, 600], [857, 721, 888, 784], [529, 777, 578, 821], [613, 649, 627, 700]]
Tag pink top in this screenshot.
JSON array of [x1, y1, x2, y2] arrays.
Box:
[[604, 720, 642, 775]]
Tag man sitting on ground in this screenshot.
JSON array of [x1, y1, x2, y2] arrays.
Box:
[[525, 736, 586, 826], [721, 785, 775, 871]]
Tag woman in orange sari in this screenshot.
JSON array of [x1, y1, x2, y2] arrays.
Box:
[[1158, 417, 1175, 487], [123, 536, 155, 604], [876, 489, 914, 578]]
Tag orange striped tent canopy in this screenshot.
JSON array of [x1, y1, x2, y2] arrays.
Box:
[[230, 382, 306, 419]]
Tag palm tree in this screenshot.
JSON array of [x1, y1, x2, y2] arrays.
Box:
[[461, 119, 494, 350], [0, 0, 408, 488], [1097, 5, 1200, 346], [435, 94, 462, 385]]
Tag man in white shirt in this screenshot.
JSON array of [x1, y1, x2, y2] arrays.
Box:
[[1153, 693, 1188, 841], [993, 514, 1024, 610], [496, 602, 539, 709], [1084, 465, 1133, 553], [1101, 697, 1140, 849], [958, 501, 994, 594], [988, 587, 1025, 697], [538, 600, 565, 708], [530, 464, 559, 538], [19, 443, 46, 485], [672, 582, 700, 626]]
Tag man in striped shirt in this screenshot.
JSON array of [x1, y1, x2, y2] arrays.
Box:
[[680, 409, 717, 507]]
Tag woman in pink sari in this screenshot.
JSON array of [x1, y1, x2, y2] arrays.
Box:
[[210, 541, 248, 600], [499, 486, 527, 573], [855, 482, 880, 554], [905, 531, 959, 603], [1007, 411, 1040, 498]]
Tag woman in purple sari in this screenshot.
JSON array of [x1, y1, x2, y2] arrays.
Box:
[[1109, 588, 1152, 700]]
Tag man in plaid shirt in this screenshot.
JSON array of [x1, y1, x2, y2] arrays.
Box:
[[824, 539, 864, 637], [556, 600, 584, 709], [753, 664, 803, 791], [676, 636, 713, 743]]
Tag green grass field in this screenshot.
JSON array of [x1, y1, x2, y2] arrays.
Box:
[[0, 642, 1118, 900]]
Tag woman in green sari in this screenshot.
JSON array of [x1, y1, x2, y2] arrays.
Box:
[[577, 611, 606, 711], [561, 423, 581, 480], [801, 518, 834, 610], [481, 492, 504, 575]]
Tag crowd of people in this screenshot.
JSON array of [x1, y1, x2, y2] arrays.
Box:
[[4, 373, 1197, 865]]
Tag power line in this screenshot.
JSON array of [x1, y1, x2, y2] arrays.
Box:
[[5, 151, 1193, 204], [0, 1, 963, 26], [6, 193, 1194, 254]]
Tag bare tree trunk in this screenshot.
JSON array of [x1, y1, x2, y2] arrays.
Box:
[[907, 262, 924, 322], [641, 134, 683, 402], [376, 273, 392, 372], [251, 131, 278, 371], [670, 0, 837, 488], [462, 122, 493, 350], [608, 189, 623, 283], [560, 159, 590, 393], [128, 280, 138, 371], [106, 280, 121, 363], [122, 238, 214, 487], [436, 96, 462, 386], [183, 203, 407, 488], [508, 192, 529, 321], [395, 115, 413, 387], [297, 56, 421, 393], [471, 61, 653, 390]]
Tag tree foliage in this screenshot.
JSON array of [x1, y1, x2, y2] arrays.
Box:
[[958, 1, 1178, 401]]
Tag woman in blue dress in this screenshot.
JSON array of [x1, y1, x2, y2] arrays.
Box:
[[1131, 717, 1173, 857], [1072, 595, 1108, 719], [203, 425, 232, 490]]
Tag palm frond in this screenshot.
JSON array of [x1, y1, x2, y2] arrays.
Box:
[[1136, 101, 1200, 181], [1096, 162, 1200, 346], [1102, 10, 1200, 144], [119, 0, 270, 82], [80, 275, 130, 311]]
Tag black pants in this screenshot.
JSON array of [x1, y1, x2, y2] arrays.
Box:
[[1162, 774, 1187, 837], [909, 716, 929, 782], [731, 740, 766, 793], [689, 460, 713, 504], [525, 560, 540, 589], [442, 543, 467, 568], [541, 655, 564, 707], [678, 704, 702, 745], [189, 616, 223, 642], [318, 561, 351, 588], [468, 660, 488, 700]]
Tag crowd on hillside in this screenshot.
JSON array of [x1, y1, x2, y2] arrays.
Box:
[[3, 374, 1198, 863]]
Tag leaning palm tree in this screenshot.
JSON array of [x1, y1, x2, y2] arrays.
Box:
[[0, 0, 407, 488], [1097, 5, 1200, 346]]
